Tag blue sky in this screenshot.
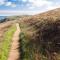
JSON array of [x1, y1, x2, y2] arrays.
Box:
[[0, 0, 60, 16]]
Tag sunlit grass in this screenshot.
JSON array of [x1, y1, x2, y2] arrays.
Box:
[[0, 25, 16, 60]]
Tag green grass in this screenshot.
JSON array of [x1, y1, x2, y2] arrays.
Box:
[[19, 23, 36, 60], [0, 25, 16, 60], [19, 22, 48, 60], [20, 32, 35, 60]]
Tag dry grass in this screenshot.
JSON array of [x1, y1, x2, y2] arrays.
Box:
[[19, 8, 60, 60]]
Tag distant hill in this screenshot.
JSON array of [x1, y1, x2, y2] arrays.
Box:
[[0, 16, 6, 20], [0, 15, 31, 23]]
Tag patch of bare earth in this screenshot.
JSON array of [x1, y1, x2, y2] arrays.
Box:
[[8, 23, 20, 60]]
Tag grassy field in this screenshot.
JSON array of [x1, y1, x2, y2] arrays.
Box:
[[0, 25, 16, 60]]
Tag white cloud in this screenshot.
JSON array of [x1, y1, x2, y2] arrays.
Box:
[[0, 0, 60, 16], [28, 0, 60, 11], [0, 0, 16, 7], [22, 0, 27, 2], [0, 10, 41, 16], [5, 2, 12, 6], [47, 3, 60, 10], [5, 2, 16, 7], [29, 0, 53, 7], [11, 4, 16, 7], [0, 0, 5, 5]]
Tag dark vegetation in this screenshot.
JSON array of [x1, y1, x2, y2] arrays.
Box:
[[0, 17, 17, 23], [19, 8, 60, 60], [0, 18, 7, 23]]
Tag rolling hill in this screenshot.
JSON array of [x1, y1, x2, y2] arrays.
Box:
[[19, 8, 60, 60], [0, 8, 60, 60]]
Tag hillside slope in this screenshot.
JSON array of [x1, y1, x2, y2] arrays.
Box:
[[34, 8, 60, 19], [19, 8, 60, 60]]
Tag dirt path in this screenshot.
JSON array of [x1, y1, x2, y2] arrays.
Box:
[[8, 23, 20, 60]]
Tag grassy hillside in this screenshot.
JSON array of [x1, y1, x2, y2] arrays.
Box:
[[0, 8, 60, 60], [19, 8, 60, 60]]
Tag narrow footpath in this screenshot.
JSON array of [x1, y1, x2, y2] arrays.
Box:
[[8, 23, 20, 60]]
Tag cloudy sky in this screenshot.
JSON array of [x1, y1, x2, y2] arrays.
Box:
[[0, 0, 60, 16]]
